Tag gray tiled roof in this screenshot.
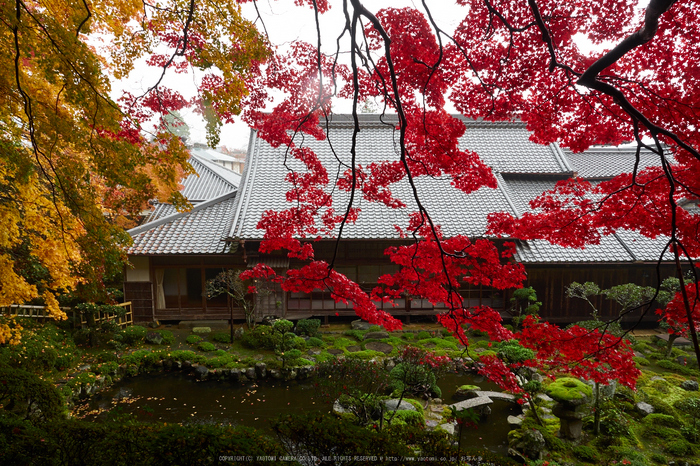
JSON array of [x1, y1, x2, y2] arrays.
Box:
[[514, 236, 634, 263], [565, 146, 668, 179], [181, 155, 240, 201], [460, 120, 573, 174], [127, 192, 237, 255], [230, 115, 532, 240]]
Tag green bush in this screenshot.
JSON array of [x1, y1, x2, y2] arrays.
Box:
[[416, 331, 431, 340], [153, 330, 174, 345], [120, 326, 148, 345], [198, 342, 216, 352], [0, 417, 286, 465], [650, 453, 668, 464], [343, 329, 367, 341], [665, 438, 692, 456], [211, 332, 232, 343], [388, 409, 424, 427], [0, 323, 78, 373], [296, 318, 320, 337], [241, 325, 277, 350], [185, 334, 203, 345], [643, 413, 677, 428], [0, 367, 64, 421], [401, 333, 414, 340], [306, 337, 324, 348]]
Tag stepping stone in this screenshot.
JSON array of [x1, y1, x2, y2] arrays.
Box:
[[449, 396, 493, 411], [475, 390, 516, 402], [327, 348, 344, 355], [365, 341, 393, 354], [346, 345, 361, 352], [507, 415, 524, 426]]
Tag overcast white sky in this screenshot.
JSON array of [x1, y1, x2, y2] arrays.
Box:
[[115, 1, 470, 150], [115, 0, 627, 150]]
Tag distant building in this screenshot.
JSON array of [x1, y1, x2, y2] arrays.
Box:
[[190, 144, 246, 174]]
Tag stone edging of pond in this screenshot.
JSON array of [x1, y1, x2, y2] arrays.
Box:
[[61, 353, 478, 410]]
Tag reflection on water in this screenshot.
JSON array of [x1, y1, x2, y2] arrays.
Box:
[[75, 370, 520, 455]]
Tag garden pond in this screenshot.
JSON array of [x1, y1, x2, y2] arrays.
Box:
[[73, 371, 521, 456]]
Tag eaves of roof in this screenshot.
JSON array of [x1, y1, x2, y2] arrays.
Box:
[[128, 191, 237, 238]]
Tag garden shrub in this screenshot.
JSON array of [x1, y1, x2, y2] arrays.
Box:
[[185, 334, 203, 345], [211, 332, 232, 343], [665, 438, 692, 456], [346, 350, 384, 360], [296, 318, 320, 337], [306, 336, 324, 348], [214, 349, 227, 356], [401, 332, 414, 340], [0, 323, 79, 373], [416, 331, 431, 340], [0, 367, 64, 421], [93, 361, 119, 375], [241, 325, 277, 350], [643, 413, 677, 428], [645, 424, 678, 440], [657, 359, 700, 376], [634, 356, 650, 366], [388, 409, 424, 427], [198, 341, 216, 352], [153, 330, 174, 345], [650, 453, 668, 464], [120, 326, 147, 345], [343, 329, 367, 341]]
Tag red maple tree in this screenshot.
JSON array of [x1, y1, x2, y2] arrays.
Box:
[[94, 0, 697, 388]]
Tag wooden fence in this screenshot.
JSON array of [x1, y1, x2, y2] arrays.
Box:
[[75, 302, 134, 329], [1, 302, 133, 329]]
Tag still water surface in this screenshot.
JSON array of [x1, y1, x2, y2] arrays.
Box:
[[75, 371, 519, 455]]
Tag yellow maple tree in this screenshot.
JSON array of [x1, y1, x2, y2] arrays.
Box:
[[0, 0, 269, 343]]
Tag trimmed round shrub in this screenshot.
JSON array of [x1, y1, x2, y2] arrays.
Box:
[[186, 334, 203, 345], [416, 331, 431, 340], [211, 332, 232, 343], [198, 342, 216, 352], [306, 337, 324, 348], [296, 318, 320, 337]]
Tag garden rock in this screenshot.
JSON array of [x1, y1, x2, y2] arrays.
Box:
[[114, 387, 133, 400], [145, 332, 163, 345], [365, 341, 393, 354], [298, 365, 315, 378], [255, 363, 267, 379], [346, 345, 361, 352], [245, 367, 256, 380], [453, 385, 480, 401], [438, 422, 456, 436], [680, 380, 699, 391], [230, 368, 241, 382], [507, 415, 524, 426], [194, 365, 209, 380], [327, 348, 344, 355], [351, 320, 371, 330], [510, 429, 546, 461], [148, 320, 160, 328], [364, 331, 389, 340], [635, 401, 654, 416], [192, 327, 211, 334], [234, 327, 245, 339], [383, 399, 417, 412], [182, 361, 192, 371], [270, 369, 283, 380]]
